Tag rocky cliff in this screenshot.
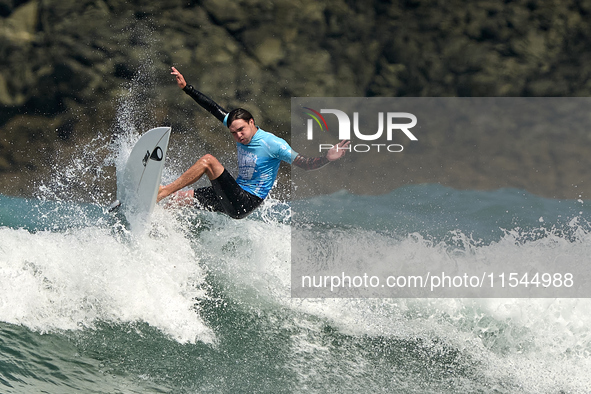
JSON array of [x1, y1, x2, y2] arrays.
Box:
[[2, 0, 591, 200]]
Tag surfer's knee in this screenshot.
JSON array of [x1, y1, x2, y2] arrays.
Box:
[[199, 154, 224, 179], [199, 154, 219, 168]]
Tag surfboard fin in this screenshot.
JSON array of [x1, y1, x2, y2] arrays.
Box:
[[108, 200, 121, 212]]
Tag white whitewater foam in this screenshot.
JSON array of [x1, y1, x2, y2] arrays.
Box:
[[0, 206, 213, 344], [198, 214, 591, 392]]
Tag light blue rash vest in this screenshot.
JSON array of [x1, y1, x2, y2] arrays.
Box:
[[236, 128, 298, 199]]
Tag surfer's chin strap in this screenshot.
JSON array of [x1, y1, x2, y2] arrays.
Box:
[[183, 84, 229, 124], [292, 154, 330, 171]]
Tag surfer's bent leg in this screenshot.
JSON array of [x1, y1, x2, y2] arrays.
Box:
[[158, 154, 225, 202], [193, 169, 263, 219]]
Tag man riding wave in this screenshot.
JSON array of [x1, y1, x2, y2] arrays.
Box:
[[157, 67, 348, 219]]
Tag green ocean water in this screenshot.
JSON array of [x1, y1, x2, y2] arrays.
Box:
[[1, 182, 591, 393]]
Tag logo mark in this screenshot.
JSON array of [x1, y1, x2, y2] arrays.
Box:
[[303, 107, 329, 139], [305, 109, 417, 141], [302, 107, 418, 153]]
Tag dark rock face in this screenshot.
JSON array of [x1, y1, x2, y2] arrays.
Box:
[[1, 0, 591, 198]]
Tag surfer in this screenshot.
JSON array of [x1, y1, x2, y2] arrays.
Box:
[[157, 67, 348, 219]]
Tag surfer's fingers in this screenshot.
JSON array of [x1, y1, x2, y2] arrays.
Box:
[[172, 70, 185, 81]]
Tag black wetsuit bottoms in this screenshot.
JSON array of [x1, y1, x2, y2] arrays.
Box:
[[193, 169, 263, 219]]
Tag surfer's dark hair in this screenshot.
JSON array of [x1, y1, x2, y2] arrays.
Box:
[[226, 108, 254, 128]]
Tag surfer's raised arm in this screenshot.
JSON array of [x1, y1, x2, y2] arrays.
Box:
[[171, 66, 228, 124]]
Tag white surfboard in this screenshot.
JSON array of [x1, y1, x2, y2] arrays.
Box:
[[116, 127, 171, 229]]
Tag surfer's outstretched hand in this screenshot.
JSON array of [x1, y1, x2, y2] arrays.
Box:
[[171, 67, 187, 89], [326, 140, 350, 161]]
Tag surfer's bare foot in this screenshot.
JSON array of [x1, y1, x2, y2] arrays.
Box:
[[157, 185, 168, 202]]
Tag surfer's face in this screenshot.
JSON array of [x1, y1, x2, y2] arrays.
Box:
[[229, 118, 257, 144]]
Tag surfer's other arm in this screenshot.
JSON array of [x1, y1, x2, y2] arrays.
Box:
[[292, 140, 349, 170], [171, 66, 228, 123]]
